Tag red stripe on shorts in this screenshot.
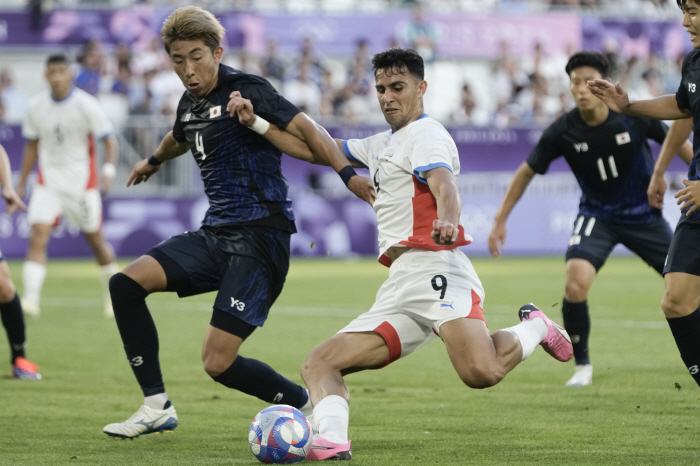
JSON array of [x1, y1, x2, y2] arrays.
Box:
[[469, 289, 485, 321], [374, 321, 402, 367]]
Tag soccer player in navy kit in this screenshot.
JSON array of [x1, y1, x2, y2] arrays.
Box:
[[589, 0, 700, 391], [103, 7, 375, 439], [489, 51, 693, 386], [0, 143, 40, 380]]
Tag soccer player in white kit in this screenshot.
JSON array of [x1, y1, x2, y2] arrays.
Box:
[[18, 54, 119, 319], [230, 48, 573, 461]]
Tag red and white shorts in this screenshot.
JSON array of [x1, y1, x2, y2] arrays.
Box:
[[27, 185, 103, 233], [338, 248, 485, 366]]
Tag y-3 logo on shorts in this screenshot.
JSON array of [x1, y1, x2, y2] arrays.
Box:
[[440, 301, 455, 310], [231, 297, 246, 311]]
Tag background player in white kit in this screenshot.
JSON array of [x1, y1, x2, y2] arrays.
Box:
[[18, 54, 119, 319], [229, 48, 573, 461]]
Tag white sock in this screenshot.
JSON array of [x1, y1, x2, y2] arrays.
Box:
[[144, 392, 169, 410], [99, 262, 119, 300], [22, 261, 47, 305], [313, 395, 349, 444], [506, 318, 548, 361]]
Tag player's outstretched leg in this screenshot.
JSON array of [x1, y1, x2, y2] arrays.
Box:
[[518, 303, 573, 362], [202, 316, 313, 423], [104, 271, 175, 438]]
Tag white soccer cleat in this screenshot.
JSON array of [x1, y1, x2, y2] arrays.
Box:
[[103, 403, 178, 439], [21, 299, 40, 320], [566, 364, 592, 387]]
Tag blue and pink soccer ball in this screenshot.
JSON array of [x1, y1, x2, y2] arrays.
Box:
[[248, 405, 312, 464]]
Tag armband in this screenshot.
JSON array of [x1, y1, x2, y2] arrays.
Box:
[[338, 165, 357, 187], [147, 155, 163, 166], [101, 162, 116, 179], [249, 116, 271, 135]]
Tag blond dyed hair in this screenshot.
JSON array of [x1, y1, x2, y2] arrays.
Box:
[[160, 6, 225, 55]]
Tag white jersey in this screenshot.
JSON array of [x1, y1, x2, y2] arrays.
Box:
[[22, 87, 113, 193], [343, 114, 472, 266]]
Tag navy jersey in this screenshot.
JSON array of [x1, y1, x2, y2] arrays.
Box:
[[172, 64, 300, 230], [676, 48, 700, 219], [527, 108, 668, 224]]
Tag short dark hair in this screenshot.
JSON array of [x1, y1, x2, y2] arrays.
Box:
[[372, 48, 424, 81], [565, 51, 609, 78], [46, 54, 69, 67], [676, 0, 700, 11]]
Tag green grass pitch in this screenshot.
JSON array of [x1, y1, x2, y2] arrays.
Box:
[[0, 256, 698, 465]]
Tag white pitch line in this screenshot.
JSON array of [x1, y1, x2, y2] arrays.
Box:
[[38, 297, 669, 329]]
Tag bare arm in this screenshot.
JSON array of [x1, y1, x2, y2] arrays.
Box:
[[488, 162, 536, 257], [127, 131, 189, 187], [648, 118, 694, 209], [17, 139, 38, 198], [227, 92, 374, 204], [0, 143, 26, 214], [587, 79, 691, 120], [425, 166, 461, 246]]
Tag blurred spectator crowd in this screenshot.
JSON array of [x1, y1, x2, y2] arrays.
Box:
[[9, 0, 684, 17], [0, 1, 688, 130]]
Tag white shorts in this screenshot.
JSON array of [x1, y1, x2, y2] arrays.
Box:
[[27, 185, 103, 233], [339, 248, 486, 366]]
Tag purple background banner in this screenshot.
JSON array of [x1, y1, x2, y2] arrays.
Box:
[[0, 8, 579, 58], [0, 123, 688, 259], [581, 16, 691, 59]]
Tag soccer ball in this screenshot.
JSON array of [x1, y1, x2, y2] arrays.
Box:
[[248, 405, 312, 464]]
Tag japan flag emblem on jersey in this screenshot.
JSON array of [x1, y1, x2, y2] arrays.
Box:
[[209, 105, 222, 119], [615, 132, 631, 145]]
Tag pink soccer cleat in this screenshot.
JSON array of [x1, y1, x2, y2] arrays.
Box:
[[518, 303, 573, 362], [12, 357, 42, 380], [305, 437, 352, 461]]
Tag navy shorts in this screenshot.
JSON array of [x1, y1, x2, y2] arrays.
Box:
[[565, 214, 672, 274], [147, 224, 291, 329], [663, 214, 700, 277]]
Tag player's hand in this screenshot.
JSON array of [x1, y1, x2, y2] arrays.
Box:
[[675, 179, 700, 216], [99, 175, 112, 195], [127, 159, 161, 187], [431, 219, 458, 246], [647, 172, 667, 210], [227, 91, 256, 127], [347, 176, 376, 206], [2, 186, 27, 215], [586, 79, 630, 114], [488, 221, 506, 257]]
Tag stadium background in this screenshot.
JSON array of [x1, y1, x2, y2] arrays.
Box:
[[0, 0, 691, 259]]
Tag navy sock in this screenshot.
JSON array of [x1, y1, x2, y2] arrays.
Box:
[[0, 293, 25, 364], [667, 308, 700, 388], [213, 355, 308, 408], [562, 298, 590, 365], [110, 273, 165, 396]]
